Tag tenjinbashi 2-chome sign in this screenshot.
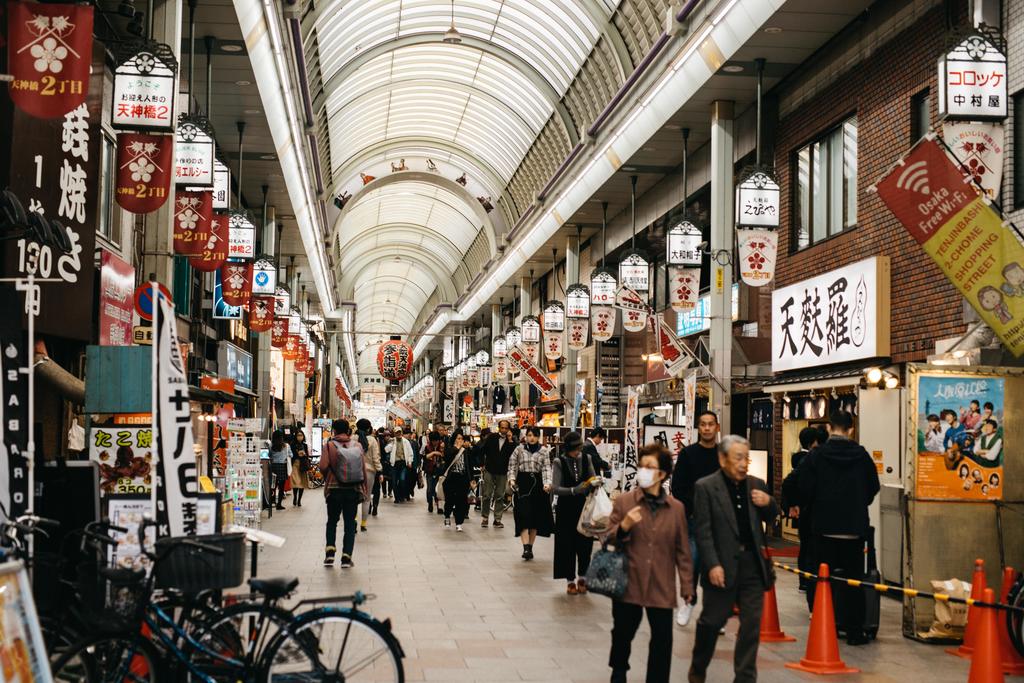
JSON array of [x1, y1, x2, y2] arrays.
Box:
[[111, 40, 177, 131]]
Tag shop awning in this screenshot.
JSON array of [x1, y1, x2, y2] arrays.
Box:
[[763, 367, 867, 394], [188, 386, 248, 406]]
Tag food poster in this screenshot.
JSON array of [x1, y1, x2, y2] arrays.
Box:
[[916, 375, 1004, 500], [0, 563, 52, 683], [89, 425, 154, 494], [106, 495, 156, 571]]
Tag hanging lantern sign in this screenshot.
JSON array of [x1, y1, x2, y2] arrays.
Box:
[[271, 318, 287, 347], [566, 319, 588, 351], [227, 211, 256, 260], [736, 228, 778, 286], [545, 330, 563, 360], [111, 40, 177, 130], [377, 338, 414, 382], [735, 168, 780, 228], [666, 219, 703, 266], [172, 190, 212, 255], [480, 366, 492, 388], [623, 309, 647, 333], [475, 350, 489, 365], [522, 341, 540, 364], [220, 261, 253, 306], [521, 315, 541, 343], [505, 326, 522, 349], [282, 335, 299, 361], [543, 301, 565, 331], [590, 269, 617, 305], [493, 337, 507, 358], [669, 267, 701, 311], [493, 357, 507, 380], [592, 306, 616, 342], [566, 284, 591, 319], [288, 312, 302, 335], [7, 1, 95, 119], [467, 366, 479, 388], [116, 132, 173, 213], [251, 256, 277, 295], [189, 158, 229, 209], [615, 284, 650, 333], [274, 286, 290, 316], [187, 212, 227, 271], [249, 295, 274, 333], [938, 30, 1008, 121], [174, 114, 215, 186], [294, 353, 308, 373], [424, 377, 434, 400], [618, 251, 650, 292]]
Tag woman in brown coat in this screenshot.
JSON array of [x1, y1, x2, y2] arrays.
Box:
[[605, 444, 694, 683]]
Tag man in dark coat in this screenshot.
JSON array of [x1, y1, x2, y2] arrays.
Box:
[[479, 420, 517, 528], [781, 425, 822, 602], [582, 427, 611, 476], [798, 411, 880, 645]]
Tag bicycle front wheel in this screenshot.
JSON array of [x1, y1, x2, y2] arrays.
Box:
[[51, 634, 160, 683], [262, 608, 403, 682]]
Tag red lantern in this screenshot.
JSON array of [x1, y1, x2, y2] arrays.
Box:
[[376, 337, 413, 382]]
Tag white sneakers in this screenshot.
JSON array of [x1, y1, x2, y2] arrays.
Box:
[[676, 601, 694, 627], [456, 525, 464, 532]]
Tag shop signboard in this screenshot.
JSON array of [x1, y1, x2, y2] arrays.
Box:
[[174, 114, 214, 186], [874, 137, 1024, 355], [735, 169, 780, 228], [543, 301, 565, 331], [566, 284, 590, 319], [938, 32, 1007, 121], [89, 425, 154, 494], [99, 250, 135, 346], [521, 315, 541, 343], [943, 121, 1005, 200], [218, 341, 252, 391], [618, 252, 649, 292], [111, 41, 176, 130], [0, 562, 51, 682], [0, 320, 29, 520], [916, 374, 1004, 500], [227, 211, 256, 260], [4, 44, 103, 340], [643, 424, 689, 454], [677, 284, 739, 337], [591, 270, 616, 305], [251, 257, 276, 295], [444, 399, 455, 423], [507, 345, 558, 396], [771, 257, 889, 372], [667, 219, 703, 266], [623, 387, 639, 491], [116, 132, 173, 213]]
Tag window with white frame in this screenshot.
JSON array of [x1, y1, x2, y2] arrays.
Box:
[[794, 116, 858, 250]]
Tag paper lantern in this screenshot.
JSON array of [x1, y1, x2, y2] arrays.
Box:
[[377, 337, 414, 382]]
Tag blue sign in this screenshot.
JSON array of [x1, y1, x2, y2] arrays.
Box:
[[254, 270, 271, 289], [676, 284, 740, 337]]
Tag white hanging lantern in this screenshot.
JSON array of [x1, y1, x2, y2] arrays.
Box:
[[591, 269, 617, 305], [493, 337, 507, 358], [591, 306, 616, 341], [618, 251, 650, 292], [666, 219, 703, 266], [521, 316, 541, 343], [566, 284, 590, 319], [735, 168, 781, 228], [505, 326, 522, 348], [545, 330, 563, 360], [543, 301, 565, 331]]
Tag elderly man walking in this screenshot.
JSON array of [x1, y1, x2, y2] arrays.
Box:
[[688, 435, 778, 683]]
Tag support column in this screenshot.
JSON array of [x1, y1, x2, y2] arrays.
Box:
[[142, 0, 183, 286], [491, 303, 501, 417], [564, 234, 580, 426], [328, 331, 339, 416], [709, 100, 734, 435], [519, 276, 532, 409], [257, 206, 276, 433]]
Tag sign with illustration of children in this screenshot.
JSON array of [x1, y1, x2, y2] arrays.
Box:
[[916, 375, 1004, 500]]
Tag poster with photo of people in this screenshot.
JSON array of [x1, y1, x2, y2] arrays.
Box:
[[916, 375, 1004, 501]]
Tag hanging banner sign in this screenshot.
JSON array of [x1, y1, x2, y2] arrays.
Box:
[[294, 353, 308, 373], [618, 252, 650, 292], [467, 367, 479, 388], [735, 169, 781, 228], [591, 270, 616, 305], [545, 330, 563, 360], [0, 320, 29, 521], [522, 341, 540, 365], [521, 315, 541, 343], [99, 250, 135, 346], [683, 369, 697, 446], [591, 305, 616, 342], [271, 319, 287, 347], [622, 309, 647, 333], [154, 292, 199, 536], [251, 257, 276, 295], [479, 366, 492, 388], [111, 40, 176, 130], [493, 357, 507, 380], [174, 115, 215, 186], [656, 314, 694, 378], [938, 32, 1008, 121], [89, 425, 153, 494], [492, 337, 507, 358], [543, 301, 565, 331], [249, 295, 274, 333], [614, 284, 650, 313], [115, 132, 172, 213], [187, 213, 228, 271], [623, 386, 639, 491], [7, 1, 95, 119], [444, 399, 455, 423], [736, 228, 778, 286], [227, 211, 256, 260], [874, 136, 1023, 355], [274, 287, 290, 315], [669, 266, 701, 311], [567, 318, 588, 351], [667, 220, 703, 266], [943, 121, 1005, 200], [220, 261, 253, 306], [172, 190, 212, 255], [282, 335, 299, 361], [507, 346, 558, 396], [566, 284, 591, 318]]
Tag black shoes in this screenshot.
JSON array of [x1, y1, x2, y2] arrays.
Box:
[[340, 553, 354, 568], [522, 544, 534, 560], [323, 546, 336, 566]]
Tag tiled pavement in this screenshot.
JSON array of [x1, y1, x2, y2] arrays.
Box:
[[256, 493, 974, 682]]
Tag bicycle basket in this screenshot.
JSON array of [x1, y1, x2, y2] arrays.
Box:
[[154, 533, 246, 593], [76, 561, 148, 633]]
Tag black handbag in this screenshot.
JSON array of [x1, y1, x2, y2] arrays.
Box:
[[585, 543, 628, 599]]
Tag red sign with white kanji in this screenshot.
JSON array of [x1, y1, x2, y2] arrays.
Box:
[[270, 318, 287, 347], [7, 1, 94, 119], [188, 212, 228, 272], [116, 133, 172, 213], [220, 261, 253, 306], [173, 190, 212, 255], [507, 345, 558, 395], [249, 295, 274, 333]]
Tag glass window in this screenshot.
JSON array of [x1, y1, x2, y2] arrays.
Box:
[[97, 134, 117, 243], [793, 116, 858, 250], [910, 88, 930, 143]]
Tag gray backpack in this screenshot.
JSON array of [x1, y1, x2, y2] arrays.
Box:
[[324, 437, 365, 485]]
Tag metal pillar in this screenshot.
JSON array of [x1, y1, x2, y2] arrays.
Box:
[[257, 206, 276, 434], [709, 100, 734, 435], [564, 234, 580, 425], [328, 332, 339, 416]]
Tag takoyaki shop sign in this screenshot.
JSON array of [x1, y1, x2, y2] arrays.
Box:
[[89, 425, 154, 494]]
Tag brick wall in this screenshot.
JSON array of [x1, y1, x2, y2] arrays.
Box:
[[773, 3, 968, 364]]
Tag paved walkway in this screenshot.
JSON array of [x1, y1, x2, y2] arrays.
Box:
[[257, 492, 974, 683]]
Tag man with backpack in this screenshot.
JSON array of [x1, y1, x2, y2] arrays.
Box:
[[320, 419, 366, 568]]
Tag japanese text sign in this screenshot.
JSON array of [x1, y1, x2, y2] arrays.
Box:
[[618, 252, 649, 292], [111, 41, 176, 130], [938, 33, 1007, 121], [99, 250, 135, 346], [116, 132, 172, 213], [89, 425, 153, 494], [174, 115, 214, 186], [227, 212, 256, 260], [566, 284, 590, 318], [590, 270, 616, 304], [507, 345, 558, 396], [187, 213, 227, 272], [735, 169, 780, 228], [771, 256, 890, 371]]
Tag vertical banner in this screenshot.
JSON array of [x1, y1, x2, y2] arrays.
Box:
[[154, 293, 199, 536], [736, 229, 778, 286], [188, 213, 228, 272], [99, 250, 135, 346], [116, 133, 173, 213], [544, 330, 563, 360], [571, 379, 585, 430], [683, 370, 697, 446], [444, 399, 455, 424], [249, 295, 274, 333], [669, 267, 701, 311], [656, 314, 693, 377], [0, 310, 29, 522], [623, 386, 639, 491], [220, 261, 253, 306], [173, 190, 213, 256], [270, 318, 287, 347], [591, 306, 615, 342]]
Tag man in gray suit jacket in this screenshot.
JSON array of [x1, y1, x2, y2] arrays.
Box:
[[688, 435, 778, 683]]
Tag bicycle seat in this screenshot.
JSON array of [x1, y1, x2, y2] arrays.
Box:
[[248, 576, 299, 599]]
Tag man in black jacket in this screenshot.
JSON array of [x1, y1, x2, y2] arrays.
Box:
[[781, 426, 822, 602], [479, 420, 516, 528], [582, 427, 610, 476], [798, 411, 880, 645]]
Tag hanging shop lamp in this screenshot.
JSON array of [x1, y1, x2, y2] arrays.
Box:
[[111, 39, 177, 131], [174, 114, 215, 186], [377, 336, 414, 383]]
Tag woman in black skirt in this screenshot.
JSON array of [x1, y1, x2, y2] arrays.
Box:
[[441, 432, 471, 531], [552, 431, 602, 594], [506, 426, 553, 560]]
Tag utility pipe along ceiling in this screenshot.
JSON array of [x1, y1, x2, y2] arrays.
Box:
[[301, 0, 647, 383]]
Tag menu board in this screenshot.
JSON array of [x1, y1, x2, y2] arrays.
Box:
[[227, 434, 263, 529], [0, 562, 52, 683]]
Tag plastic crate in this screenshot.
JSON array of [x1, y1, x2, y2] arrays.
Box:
[[154, 532, 246, 593]]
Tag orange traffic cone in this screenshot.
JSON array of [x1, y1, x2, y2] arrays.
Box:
[[968, 588, 1006, 683], [760, 583, 796, 642], [998, 567, 1024, 675], [786, 563, 859, 674], [949, 558, 987, 659]]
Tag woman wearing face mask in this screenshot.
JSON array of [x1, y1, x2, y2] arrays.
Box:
[[605, 444, 694, 683], [551, 431, 603, 594], [441, 433, 471, 531], [507, 426, 554, 560]]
